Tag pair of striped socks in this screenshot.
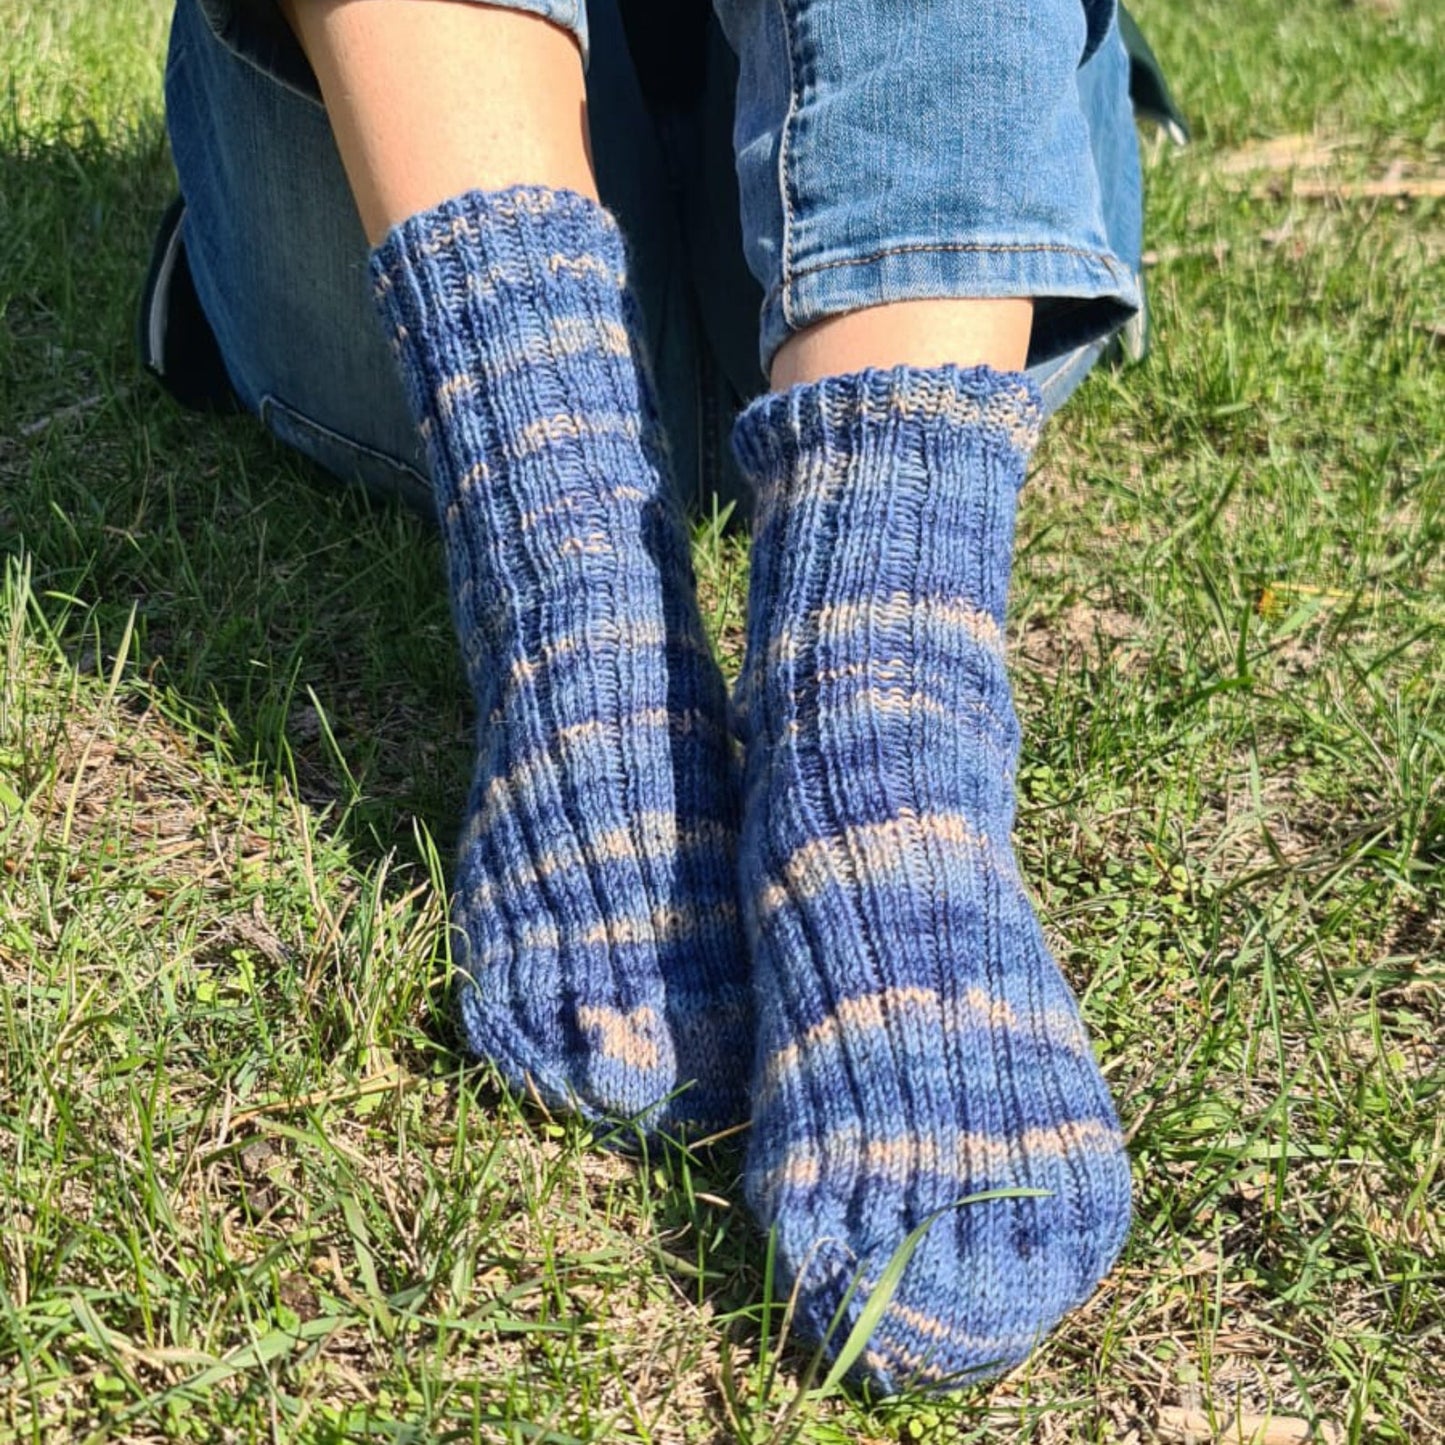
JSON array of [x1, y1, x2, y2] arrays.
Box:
[[372, 186, 1130, 1392]]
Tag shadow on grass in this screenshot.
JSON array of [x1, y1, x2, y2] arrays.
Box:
[[4, 119, 476, 881]]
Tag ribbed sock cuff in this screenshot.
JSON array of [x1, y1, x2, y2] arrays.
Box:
[[369, 187, 638, 475], [731, 363, 1043, 492]]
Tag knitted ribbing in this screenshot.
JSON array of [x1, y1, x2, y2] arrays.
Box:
[[371, 187, 749, 1135], [733, 365, 1131, 1391]]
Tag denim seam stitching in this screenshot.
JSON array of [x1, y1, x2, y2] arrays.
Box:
[[259, 392, 429, 485], [193, 2, 326, 110], [771, 239, 1135, 315], [774, 0, 802, 334]]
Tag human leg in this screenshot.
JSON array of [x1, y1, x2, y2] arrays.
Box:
[[768, 297, 1033, 389], [277, 0, 597, 240], [259, 0, 749, 1133], [715, 0, 1141, 1389]]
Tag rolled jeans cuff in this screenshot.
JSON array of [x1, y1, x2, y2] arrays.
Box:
[[761, 239, 1141, 383]]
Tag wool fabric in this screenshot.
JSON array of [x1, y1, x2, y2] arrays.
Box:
[[371, 186, 749, 1135], [733, 365, 1132, 1390]]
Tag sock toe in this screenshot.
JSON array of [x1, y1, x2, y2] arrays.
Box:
[[763, 1126, 1131, 1391]]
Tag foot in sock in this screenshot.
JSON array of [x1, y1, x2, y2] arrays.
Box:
[[371, 186, 749, 1136], [733, 366, 1131, 1390]]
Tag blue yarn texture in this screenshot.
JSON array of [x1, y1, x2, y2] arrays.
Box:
[[370, 187, 749, 1135], [733, 365, 1132, 1391]]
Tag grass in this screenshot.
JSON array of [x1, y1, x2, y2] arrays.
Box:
[[1, 0, 1441, 1440]]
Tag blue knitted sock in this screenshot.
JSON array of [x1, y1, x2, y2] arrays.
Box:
[[733, 366, 1131, 1391], [371, 187, 749, 1135]]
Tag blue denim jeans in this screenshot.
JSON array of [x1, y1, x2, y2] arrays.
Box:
[[162, 0, 1142, 518]]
